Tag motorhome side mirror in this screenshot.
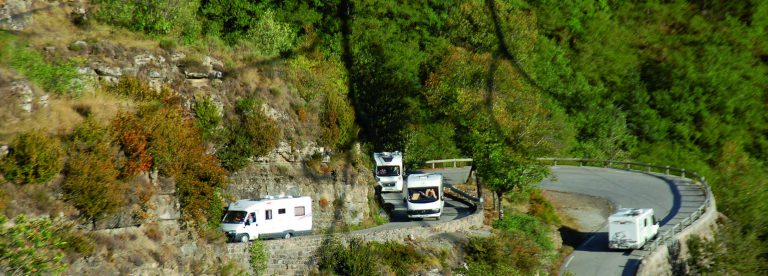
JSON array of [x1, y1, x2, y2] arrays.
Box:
[[245, 221, 250, 226]]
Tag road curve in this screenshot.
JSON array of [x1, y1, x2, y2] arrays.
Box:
[[539, 166, 706, 276]]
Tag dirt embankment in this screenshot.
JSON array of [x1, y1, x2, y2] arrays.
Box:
[[542, 190, 615, 248]]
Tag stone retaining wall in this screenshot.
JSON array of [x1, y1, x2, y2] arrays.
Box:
[[227, 211, 485, 275], [636, 196, 718, 276]]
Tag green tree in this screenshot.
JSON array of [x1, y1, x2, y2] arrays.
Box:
[[1, 130, 65, 185], [425, 47, 569, 219]]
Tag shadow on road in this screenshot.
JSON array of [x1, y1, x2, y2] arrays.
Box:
[[643, 173, 682, 226]]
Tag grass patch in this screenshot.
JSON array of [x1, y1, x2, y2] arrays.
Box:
[[0, 33, 84, 98]]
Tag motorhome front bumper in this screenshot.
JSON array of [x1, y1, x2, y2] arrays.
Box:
[[378, 182, 401, 191], [407, 209, 441, 218]]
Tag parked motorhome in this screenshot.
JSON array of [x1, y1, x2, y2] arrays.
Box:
[[220, 196, 312, 243], [608, 208, 659, 250], [403, 173, 444, 219], [373, 151, 404, 192]]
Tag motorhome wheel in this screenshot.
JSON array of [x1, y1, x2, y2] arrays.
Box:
[[240, 234, 249, 243], [284, 232, 292, 239]]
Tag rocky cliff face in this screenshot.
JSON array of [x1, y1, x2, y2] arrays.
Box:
[[0, 3, 378, 273]]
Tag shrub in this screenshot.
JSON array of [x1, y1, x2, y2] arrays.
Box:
[[192, 96, 222, 140], [107, 77, 171, 102], [493, 213, 554, 251], [111, 112, 153, 178], [62, 144, 125, 228], [460, 232, 542, 274], [61, 230, 96, 257], [0, 214, 69, 274], [249, 239, 269, 275], [527, 189, 561, 225], [217, 98, 281, 171], [317, 237, 377, 276], [369, 241, 426, 276], [219, 260, 247, 276], [1, 130, 65, 185]]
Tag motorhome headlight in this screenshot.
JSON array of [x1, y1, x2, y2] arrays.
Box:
[[433, 208, 441, 213]]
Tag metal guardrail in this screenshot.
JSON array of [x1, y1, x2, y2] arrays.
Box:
[[443, 184, 483, 213], [425, 158, 473, 169], [536, 158, 714, 258]]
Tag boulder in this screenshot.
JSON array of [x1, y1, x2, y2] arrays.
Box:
[[94, 64, 123, 77], [0, 0, 34, 31]]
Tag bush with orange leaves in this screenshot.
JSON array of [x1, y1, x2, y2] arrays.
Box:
[[111, 112, 153, 178], [132, 104, 229, 226]]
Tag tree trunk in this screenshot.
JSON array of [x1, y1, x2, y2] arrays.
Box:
[[497, 190, 504, 220]]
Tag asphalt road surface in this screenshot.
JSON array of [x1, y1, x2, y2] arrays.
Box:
[[539, 166, 707, 276], [364, 166, 476, 232]]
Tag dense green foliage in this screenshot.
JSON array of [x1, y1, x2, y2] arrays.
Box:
[[0, 130, 65, 185], [0, 214, 68, 274], [92, 0, 200, 42], [0, 33, 83, 97]]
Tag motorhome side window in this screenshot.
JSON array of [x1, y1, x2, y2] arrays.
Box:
[[278, 208, 286, 215], [295, 206, 305, 216], [644, 218, 648, 227], [249, 212, 256, 222], [266, 210, 273, 220]]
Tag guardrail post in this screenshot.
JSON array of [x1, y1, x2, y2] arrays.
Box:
[[453, 160, 457, 168], [579, 161, 583, 167], [665, 166, 670, 175], [646, 165, 651, 173], [626, 163, 630, 170], [554, 160, 558, 166], [432, 163, 435, 169], [681, 169, 686, 178]]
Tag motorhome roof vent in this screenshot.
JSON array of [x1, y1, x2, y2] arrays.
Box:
[[382, 153, 394, 162], [628, 209, 641, 216]]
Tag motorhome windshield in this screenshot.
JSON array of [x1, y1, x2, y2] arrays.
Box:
[[376, 165, 400, 176], [408, 187, 439, 203], [222, 211, 247, 224]]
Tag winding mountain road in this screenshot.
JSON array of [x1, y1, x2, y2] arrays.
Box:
[[539, 166, 707, 276]]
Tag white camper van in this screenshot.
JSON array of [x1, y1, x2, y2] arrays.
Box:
[[608, 208, 659, 250], [220, 196, 312, 243], [403, 173, 444, 219], [373, 151, 404, 192]]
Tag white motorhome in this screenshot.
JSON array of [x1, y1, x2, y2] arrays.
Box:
[[403, 173, 444, 220], [373, 151, 404, 192], [608, 208, 659, 250], [220, 196, 312, 243]]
